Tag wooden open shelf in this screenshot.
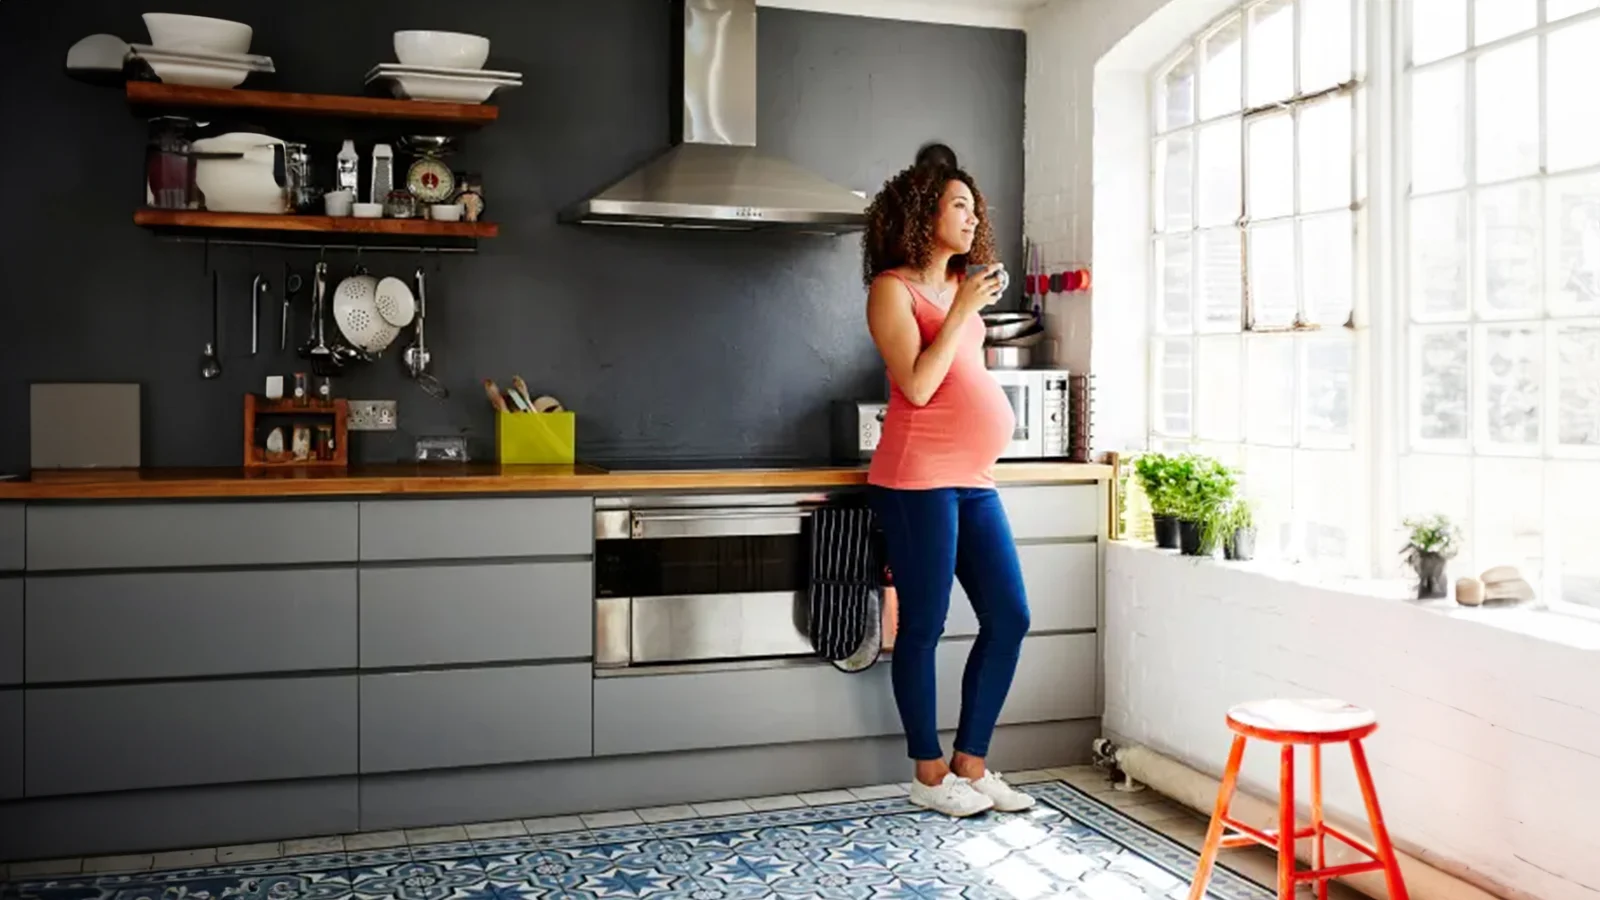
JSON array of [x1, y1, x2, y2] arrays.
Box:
[[127, 81, 499, 125], [135, 209, 498, 239]]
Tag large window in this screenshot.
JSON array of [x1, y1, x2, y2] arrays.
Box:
[[1402, 0, 1600, 609], [1149, 0, 1367, 570]]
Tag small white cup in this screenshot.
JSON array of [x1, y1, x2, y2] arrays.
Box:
[[264, 375, 284, 400], [324, 190, 354, 217], [352, 202, 384, 219], [429, 203, 464, 222]]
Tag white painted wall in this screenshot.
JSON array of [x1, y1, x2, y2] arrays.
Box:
[[1105, 543, 1600, 900]]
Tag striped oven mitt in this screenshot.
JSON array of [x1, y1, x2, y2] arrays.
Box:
[[807, 504, 882, 666]]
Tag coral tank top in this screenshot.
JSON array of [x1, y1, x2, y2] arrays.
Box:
[[867, 271, 1016, 490]]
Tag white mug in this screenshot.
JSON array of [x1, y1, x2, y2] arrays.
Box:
[[324, 190, 354, 217]]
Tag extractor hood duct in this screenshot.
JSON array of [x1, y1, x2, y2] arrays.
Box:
[[559, 0, 869, 234]]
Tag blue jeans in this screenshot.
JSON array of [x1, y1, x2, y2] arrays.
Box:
[[869, 487, 1030, 761]]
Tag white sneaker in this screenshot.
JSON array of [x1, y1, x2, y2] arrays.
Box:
[[969, 770, 1036, 812], [908, 774, 995, 818]]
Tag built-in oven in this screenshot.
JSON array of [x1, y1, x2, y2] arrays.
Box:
[[593, 491, 849, 670]]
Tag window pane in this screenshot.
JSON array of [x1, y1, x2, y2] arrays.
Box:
[[1198, 120, 1242, 227], [1410, 192, 1471, 317], [1475, 39, 1540, 184], [1246, 335, 1295, 444], [1299, 95, 1351, 213], [1410, 63, 1466, 194], [1243, 444, 1295, 557], [1247, 113, 1294, 220], [1398, 453, 1474, 571], [1249, 221, 1297, 328], [1412, 326, 1471, 442], [1200, 15, 1244, 119], [1157, 134, 1195, 232], [1479, 325, 1543, 447], [1300, 0, 1352, 92], [1198, 228, 1244, 331], [1476, 182, 1542, 318], [1547, 173, 1600, 315], [1412, 0, 1467, 65], [1294, 449, 1357, 565], [1302, 212, 1354, 326], [1550, 461, 1600, 610], [1197, 334, 1243, 441], [1547, 19, 1600, 174], [1473, 457, 1544, 586], [1549, 0, 1600, 21], [1473, 0, 1535, 45], [1300, 334, 1354, 446], [1158, 51, 1197, 131], [1157, 235, 1194, 333], [1154, 338, 1195, 435], [1555, 323, 1600, 448], [1248, 0, 1295, 107]]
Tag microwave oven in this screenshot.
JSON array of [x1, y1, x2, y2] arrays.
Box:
[[833, 368, 1071, 461]]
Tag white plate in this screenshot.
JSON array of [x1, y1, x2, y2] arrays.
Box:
[[131, 44, 275, 71], [141, 57, 255, 89], [367, 71, 521, 104], [366, 62, 521, 82]]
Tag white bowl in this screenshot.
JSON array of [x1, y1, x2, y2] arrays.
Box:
[[394, 30, 489, 70], [143, 13, 253, 55], [352, 203, 384, 219], [142, 55, 251, 88], [428, 204, 464, 222]]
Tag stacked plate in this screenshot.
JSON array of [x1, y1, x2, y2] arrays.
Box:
[[132, 13, 274, 89], [365, 30, 521, 104]]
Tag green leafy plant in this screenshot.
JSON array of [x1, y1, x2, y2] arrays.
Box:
[[1401, 514, 1462, 562], [1171, 455, 1237, 523], [1219, 498, 1256, 556], [1132, 452, 1181, 517]]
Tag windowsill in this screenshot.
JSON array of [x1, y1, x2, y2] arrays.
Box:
[[1111, 540, 1600, 652]]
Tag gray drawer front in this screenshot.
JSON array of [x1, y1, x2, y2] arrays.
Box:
[[26, 502, 358, 571], [25, 676, 357, 796], [0, 579, 20, 685], [1000, 485, 1102, 540], [360, 665, 592, 773], [0, 504, 22, 572], [947, 543, 1097, 638], [936, 632, 1098, 728], [26, 569, 358, 683], [0, 690, 20, 800], [360, 562, 591, 668], [594, 663, 900, 757], [359, 497, 593, 561]]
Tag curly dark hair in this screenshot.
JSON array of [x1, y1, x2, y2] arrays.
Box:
[[861, 143, 997, 287]]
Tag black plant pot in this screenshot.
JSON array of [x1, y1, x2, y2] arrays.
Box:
[[1412, 552, 1449, 599], [1178, 519, 1214, 557], [1225, 527, 1256, 561], [1153, 514, 1180, 549]]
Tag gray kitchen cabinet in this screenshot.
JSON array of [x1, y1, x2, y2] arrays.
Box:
[[946, 542, 1097, 638], [26, 501, 358, 571], [358, 497, 593, 562], [0, 690, 20, 799], [1000, 485, 1103, 541], [594, 662, 901, 757], [934, 632, 1098, 728], [360, 562, 591, 668], [0, 504, 21, 572], [359, 664, 592, 773], [0, 579, 20, 685], [25, 568, 357, 683], [25, 676, 357, 796]]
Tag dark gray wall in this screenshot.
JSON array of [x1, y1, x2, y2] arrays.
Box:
[[0, 2, 1024, 470]]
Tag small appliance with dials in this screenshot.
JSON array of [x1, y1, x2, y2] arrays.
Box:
[[833, 368, 1073, 462]]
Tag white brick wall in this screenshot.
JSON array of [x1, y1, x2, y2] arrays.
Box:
[[1105, 543, 1600, 900]]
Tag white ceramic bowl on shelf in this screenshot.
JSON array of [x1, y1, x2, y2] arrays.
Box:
[[393, 30, 490, 70], [142, 13, 253, 55]]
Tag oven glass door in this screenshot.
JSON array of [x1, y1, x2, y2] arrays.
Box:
[[994, 377, 1037, 457]]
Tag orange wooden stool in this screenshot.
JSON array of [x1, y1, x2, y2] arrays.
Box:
[[1187, 699, 1409, 900]]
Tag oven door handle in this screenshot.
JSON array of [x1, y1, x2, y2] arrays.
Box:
[[629, 508, 811, 539]]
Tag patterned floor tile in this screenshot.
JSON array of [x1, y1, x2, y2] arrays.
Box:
[[348, 857, 489, 900]]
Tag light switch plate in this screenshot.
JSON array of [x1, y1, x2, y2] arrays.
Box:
[[349, 400, 398, 432]]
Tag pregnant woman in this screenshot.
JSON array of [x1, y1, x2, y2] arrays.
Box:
[[862, 144, 1032, 817]]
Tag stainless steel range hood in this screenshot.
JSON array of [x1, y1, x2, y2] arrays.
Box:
[[560, 0, 868, 234]]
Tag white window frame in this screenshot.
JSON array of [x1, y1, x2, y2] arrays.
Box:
[[1396, 0, 1600, 614]]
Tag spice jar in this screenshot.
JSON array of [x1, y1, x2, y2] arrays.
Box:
[[315, 424, 335, 461]]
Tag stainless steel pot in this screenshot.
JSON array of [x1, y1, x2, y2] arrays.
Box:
[[984, 345, 1032, 369]]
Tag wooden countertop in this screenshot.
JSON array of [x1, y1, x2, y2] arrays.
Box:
[[0, 462, 1113, 501]]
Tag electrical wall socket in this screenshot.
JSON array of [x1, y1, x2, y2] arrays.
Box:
[[349, 400, 397, 432]]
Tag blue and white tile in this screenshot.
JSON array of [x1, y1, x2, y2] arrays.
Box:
[[347, 857, 491, 900]]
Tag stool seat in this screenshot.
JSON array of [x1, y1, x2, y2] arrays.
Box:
[[1228, 698, 1378, 743]]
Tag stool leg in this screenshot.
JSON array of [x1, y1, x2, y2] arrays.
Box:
[[1186, 735, 1247, 900], [1277, 744, 1295, 900], [1312, 743, 1327, 900], [1350, 739, 1410, 900]]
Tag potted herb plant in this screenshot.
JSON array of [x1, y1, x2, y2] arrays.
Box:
[[1174, 455, 1236, 557], [1401, 514, 1461, 599], [1132, 452, 1181, 549], [1222, 499, 1257, 561]]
